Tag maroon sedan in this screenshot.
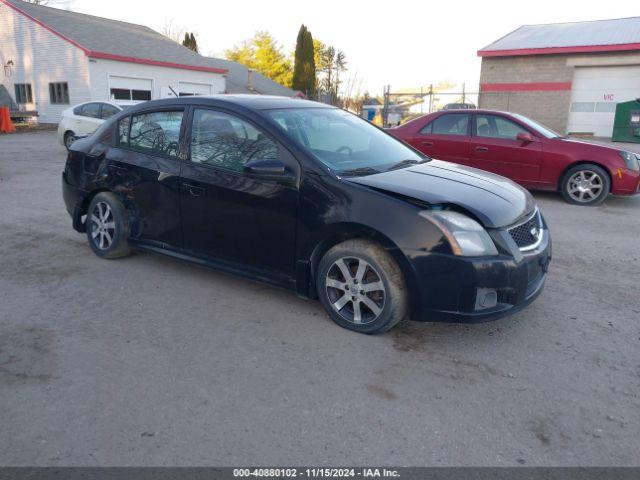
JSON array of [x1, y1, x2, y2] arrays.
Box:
[[388, 110, 640, 205]]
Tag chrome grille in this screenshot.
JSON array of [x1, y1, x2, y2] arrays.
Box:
[[508, 209, 543, 251]]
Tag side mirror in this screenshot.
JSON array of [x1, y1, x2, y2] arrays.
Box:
[[244, 158, 291, 180], [517, 132, 534, 143]]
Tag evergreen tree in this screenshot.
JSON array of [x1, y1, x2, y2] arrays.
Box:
[[225, 31, 293, 87], [189, 33, 198, 53], [292, 25, 316, 97], [182, 32, 198, 52]]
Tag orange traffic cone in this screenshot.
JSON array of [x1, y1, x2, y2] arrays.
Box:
[[0, 106, 15, 133]]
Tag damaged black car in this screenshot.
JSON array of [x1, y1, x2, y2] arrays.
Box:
[[62, 95, 551, 334]]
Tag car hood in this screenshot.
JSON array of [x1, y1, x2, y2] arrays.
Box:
[[347, 160, 536, 228], [556, 137, 621, 154]]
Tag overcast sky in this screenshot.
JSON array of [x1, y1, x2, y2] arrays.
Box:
[[65, 0, 639, 96]]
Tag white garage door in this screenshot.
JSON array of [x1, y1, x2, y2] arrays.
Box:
[[178, 82, 213, 96], [567, 66, 640, 137], [109, 76, 153, 104]]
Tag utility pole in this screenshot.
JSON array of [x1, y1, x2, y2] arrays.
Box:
[[428, 84, 434, 113], [382, 85, 390, 127], [462, 83, 466, 104]]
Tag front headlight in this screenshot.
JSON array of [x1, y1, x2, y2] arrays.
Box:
[[419, 210, 498, 256], [619, 151, 640, 172]]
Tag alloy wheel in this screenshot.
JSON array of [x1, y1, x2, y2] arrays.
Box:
[[325, 257, 386, 325], [90, 202, 116, 250], [567, 170, 604, 203]]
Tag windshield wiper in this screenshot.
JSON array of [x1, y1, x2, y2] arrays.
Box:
[[386, 159, 426, 171], [338, 166, 381, 177]]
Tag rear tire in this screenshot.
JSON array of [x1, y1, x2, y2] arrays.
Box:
[[560, 164, 610, 206], [64, 131, 77, 151], [316, 239, 408, 334], [86, 192, 131, 259]]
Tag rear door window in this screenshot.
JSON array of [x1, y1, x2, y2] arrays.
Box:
[[75, 103, 101, 118], [101, 104, 120, 119], [423, 114, 470, 136], [128, 110, 184, 158]]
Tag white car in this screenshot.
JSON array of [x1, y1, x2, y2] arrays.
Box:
[[57, 101, 122, 150]]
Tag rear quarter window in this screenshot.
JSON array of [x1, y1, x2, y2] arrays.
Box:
[[117, 117, 130, 146]]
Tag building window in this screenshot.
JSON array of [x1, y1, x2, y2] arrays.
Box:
[[570, 102, 595, 113], [110, 88, 131, 101], [595, 102, 617, 113], [14, 84, 33, 104], [110, 88, 152, 102], [49, 82, 69, 104], [132, 90, 151, 101]]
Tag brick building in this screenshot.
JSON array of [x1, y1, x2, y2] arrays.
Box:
[[478, 17, 640, 138]]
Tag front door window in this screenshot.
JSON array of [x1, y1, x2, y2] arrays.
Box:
[[190, 109, 278, 171]]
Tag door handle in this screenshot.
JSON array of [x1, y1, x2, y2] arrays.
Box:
[[475, 146, 489, 152], [421, 141, 434, 146], [182, 183, 205, 197]]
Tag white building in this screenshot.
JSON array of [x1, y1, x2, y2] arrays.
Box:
[[0, 0, 231, 123]]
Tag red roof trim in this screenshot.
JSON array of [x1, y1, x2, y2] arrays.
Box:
[[1, 0, 89, 53], [478, 43, 640, 57], [480, 82, 572, 92], [88, 52, 227, 74], [1, 0, 228, 74]]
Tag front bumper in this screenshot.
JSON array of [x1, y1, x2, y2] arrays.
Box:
[[611, 168, 640, 195], [404, 229, 551, 323]]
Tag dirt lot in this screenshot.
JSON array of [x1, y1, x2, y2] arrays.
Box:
[[1, 131, 639, 466]]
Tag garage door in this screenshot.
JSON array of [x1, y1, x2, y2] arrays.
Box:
[[567, 66, 640, 137], [109, 76, 153, 104], [178, 82, 213, 96]]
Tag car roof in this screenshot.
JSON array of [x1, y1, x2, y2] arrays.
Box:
[[72, 100, 121, 108], [127, 94, 332, 113], [435, 109, 512, 115]]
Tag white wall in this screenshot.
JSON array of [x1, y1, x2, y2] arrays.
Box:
[[0, 2, 91, 123], [87, 59, 226, 104]]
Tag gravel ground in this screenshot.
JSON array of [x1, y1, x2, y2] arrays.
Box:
[[1, 131, 639, 466]]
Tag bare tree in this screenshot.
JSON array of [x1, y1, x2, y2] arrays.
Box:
[[161, 18, 186, 43], [333, 50, 347, 103]]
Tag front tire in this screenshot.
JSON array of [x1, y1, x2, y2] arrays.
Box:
[[317, 239, 408, 334], [86, 192, 131, 259], [560, 164, 610, 206]]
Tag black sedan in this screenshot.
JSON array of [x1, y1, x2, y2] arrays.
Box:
[[62, 95, 551, 334]]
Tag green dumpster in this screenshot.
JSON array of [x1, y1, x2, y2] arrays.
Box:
[[612, 99, 640, 143]]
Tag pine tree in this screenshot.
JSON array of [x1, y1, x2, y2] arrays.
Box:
[[182, 32, 198, 52], [292, 25, 316, 97], [190, 33, 198, 53]]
